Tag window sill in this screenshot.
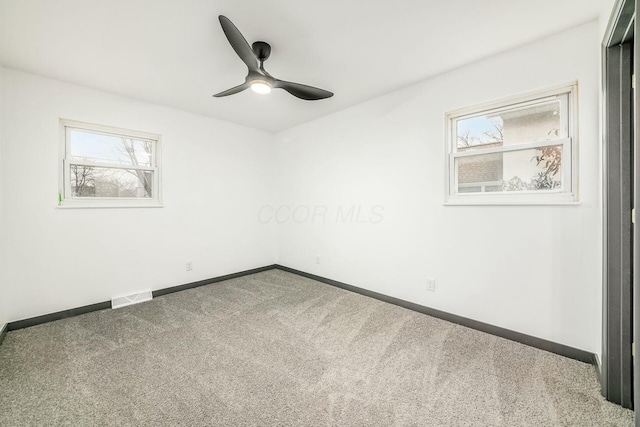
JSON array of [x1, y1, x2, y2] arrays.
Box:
[[444, 202, 581, 206], [444, 197, 581, 206], [57, 203, 164, 209]]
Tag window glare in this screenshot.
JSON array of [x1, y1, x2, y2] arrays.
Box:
[[71, 166, 153, 198], [69, 129, 152, 167], [456, 99, 563, 150], [457, 146, 563, 193]]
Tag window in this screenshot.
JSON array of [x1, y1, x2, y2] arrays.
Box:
[[60, 120, 162, 207], [445, 83, 578, 204]]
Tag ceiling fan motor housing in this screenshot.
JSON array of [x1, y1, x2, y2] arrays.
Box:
[[252, 41, 271, 61]]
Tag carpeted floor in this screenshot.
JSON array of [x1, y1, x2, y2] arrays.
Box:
[[0, 269, 634, 426]]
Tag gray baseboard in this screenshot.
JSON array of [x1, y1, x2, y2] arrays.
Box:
[[152, 264, 277, 297], [7, 300, 113, 331], [6, 264, 278, 332], [594, 353, 602, 383], [275, 265, 598, 366], [0, 323, 7, 345]]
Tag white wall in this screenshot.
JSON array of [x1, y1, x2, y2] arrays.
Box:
[[600, 0, 618, 42], [274, 22, 602, 355], [0, 69, 277, 322], [0, 63, 7, 331]]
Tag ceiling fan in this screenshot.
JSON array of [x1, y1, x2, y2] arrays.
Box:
[[213, 15, 333, 101]]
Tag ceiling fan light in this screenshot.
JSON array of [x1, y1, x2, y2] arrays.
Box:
[[250, 80, 272, 94]]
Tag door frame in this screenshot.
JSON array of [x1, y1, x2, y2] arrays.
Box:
[[602, 0, 636, 410]]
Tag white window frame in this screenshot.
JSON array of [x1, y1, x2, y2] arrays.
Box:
[[59, 119, 163, 208], [444, 82, 579, 205]]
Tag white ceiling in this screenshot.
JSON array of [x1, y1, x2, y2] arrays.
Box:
[[0, 0, 601, 133]]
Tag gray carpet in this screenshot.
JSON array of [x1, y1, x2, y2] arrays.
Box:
[[0, 269, 634, 426]]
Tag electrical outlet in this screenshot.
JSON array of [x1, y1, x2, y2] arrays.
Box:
[[186, 261, 193, 271], [426, 278, 436, 292], [316, 256, 320, 265]]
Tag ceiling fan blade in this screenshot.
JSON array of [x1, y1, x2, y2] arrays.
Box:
[[275, 80, 333, 100], [218, 15, 259, 72], [213, 82, 249, 97]]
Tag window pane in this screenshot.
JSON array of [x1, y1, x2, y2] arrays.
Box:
[[457, 145, 563, 193], [70, 165, 153, 198], [69, 129, 152, 166], [456, 99, 563, 150]]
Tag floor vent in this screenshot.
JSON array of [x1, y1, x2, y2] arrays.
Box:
[[111, 290, 153, 309]]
